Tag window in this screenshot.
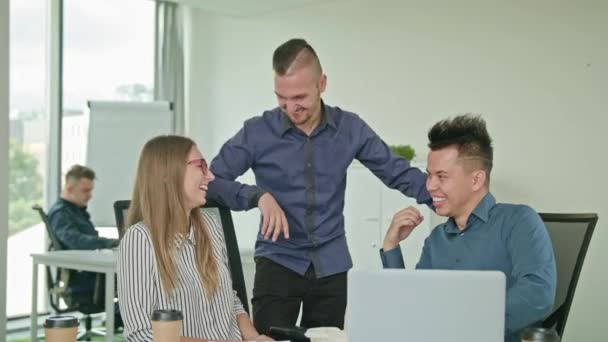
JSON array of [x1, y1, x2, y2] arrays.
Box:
[[7, 0, 155, 320], [62, 0, 155, 173], [8, 0, 49, 317]]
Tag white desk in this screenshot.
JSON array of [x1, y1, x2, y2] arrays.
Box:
[[30, 250, 117, 342]]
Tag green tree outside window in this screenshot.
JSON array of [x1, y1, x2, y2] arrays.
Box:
[[9, 140, 43, 235]]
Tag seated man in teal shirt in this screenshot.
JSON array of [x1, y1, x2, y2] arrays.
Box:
[[380, 114, 556, 342]]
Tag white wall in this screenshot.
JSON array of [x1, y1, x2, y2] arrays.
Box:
[[186, 1, 608, 340], [183, 7, 221, 154], [1, 1, 10, 339]]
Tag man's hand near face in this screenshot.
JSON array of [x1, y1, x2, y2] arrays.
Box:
[[383, 206, 424, 251]]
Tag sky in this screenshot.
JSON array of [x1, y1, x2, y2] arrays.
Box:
[[10, 0, 155, 113]]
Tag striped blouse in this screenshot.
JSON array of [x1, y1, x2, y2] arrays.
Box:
[[117, 210, 246, 341]]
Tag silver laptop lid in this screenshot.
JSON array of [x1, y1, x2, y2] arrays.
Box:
[[347, 269, 505, 342]]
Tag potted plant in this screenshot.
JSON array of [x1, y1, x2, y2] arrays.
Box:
[[389, 144, 416, 162]]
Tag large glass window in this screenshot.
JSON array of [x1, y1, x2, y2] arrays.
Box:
[[62, 0, 155, 174], [7, 0, 155, 320], [8, 0, 49, 317]]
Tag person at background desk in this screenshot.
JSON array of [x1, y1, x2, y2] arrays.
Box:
[[380, 114, 557, 342], [48, 164, 120, 310], [118, 135, 272, 341], [207, 38, 432, 334]]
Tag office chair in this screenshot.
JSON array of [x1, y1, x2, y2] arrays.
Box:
[[32, 204, 106, 340], [540, 213, 598, 338], [112, 200, 130, 238], [113, 199, 250, 313]]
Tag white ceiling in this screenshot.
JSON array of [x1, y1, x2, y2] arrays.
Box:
[[170, 0, 333, 17]]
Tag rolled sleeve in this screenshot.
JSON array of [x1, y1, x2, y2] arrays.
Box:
[[380, 245, 406, 269]]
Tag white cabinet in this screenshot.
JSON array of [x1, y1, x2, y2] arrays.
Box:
[[344, 161, 432, 270], [342, 162, 383, 270]]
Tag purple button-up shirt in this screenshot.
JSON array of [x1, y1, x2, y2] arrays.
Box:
[[208, 102, 431, 277]]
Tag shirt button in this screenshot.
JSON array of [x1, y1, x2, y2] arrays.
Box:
[[455, 259, 460, 263], [307, 163, 312, 168]]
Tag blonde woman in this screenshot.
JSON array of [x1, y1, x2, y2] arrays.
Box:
[[117, 135, 272, 342]]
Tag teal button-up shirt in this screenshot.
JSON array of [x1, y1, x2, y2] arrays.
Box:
[[381, 193, 556, 342]]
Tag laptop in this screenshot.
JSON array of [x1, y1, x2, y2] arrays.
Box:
[[347, 269, 505, 342]]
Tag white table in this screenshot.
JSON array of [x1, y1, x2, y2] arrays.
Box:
[[30, 249, 117, 342]]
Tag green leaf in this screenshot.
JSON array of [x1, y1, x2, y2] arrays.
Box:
[[389, 144, 416, 161]]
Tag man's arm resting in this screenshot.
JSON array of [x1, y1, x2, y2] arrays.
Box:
[[505, 271, 556, 334], [51, 214, 117, 249], [354, 120, 432, 207], [505, 208, 557, 333], [207, 177, 266, 211], [207, 123, 266, 211]]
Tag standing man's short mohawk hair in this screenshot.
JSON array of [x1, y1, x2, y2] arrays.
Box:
[[272, 38, 322, 76]]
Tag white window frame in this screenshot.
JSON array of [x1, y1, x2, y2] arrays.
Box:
[[1, 0, 11, 339]]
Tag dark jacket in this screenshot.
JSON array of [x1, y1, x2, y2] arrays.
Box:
[[48, 198, 118, 301]]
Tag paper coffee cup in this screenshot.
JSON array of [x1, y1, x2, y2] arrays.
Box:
[[152, 309, 183, 342], [44, 315, 79, 342]]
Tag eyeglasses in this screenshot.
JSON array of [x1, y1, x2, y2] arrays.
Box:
[[186, 158, 209, 176]]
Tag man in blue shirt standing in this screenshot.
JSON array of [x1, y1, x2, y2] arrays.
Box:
[[380, 114, 556, 342], [208, 38, 431, 334]]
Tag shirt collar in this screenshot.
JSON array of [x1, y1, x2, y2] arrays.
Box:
[[279, 111, 295, 135], [279, 100, 336, 136], [471, 192, 495, 223], [443, 192, 496, 234], [59, 197, 86, 210], [59, 198, 90, 220]]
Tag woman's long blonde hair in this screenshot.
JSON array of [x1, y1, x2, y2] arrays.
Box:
[[126, 135, 218, 296]]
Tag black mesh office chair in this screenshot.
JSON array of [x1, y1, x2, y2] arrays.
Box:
[[540, 213, 598, 338], [32, 205, 106, 340], [113, 199, 250, 313], [112, 200, 130, 239]]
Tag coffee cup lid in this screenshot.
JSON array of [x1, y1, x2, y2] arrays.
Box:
[[521, 327, 560, 342], [44, 315, 79, 328], [152, 309, 183, 321]]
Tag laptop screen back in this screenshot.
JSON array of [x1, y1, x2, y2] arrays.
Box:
[[347, 269, 505, 342]]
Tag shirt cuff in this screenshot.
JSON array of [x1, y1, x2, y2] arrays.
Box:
[[248, 189, 267, 209], [380, 245, 406, 269]]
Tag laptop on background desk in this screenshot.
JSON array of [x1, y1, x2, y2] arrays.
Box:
[[347, 269, 505, 342]]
